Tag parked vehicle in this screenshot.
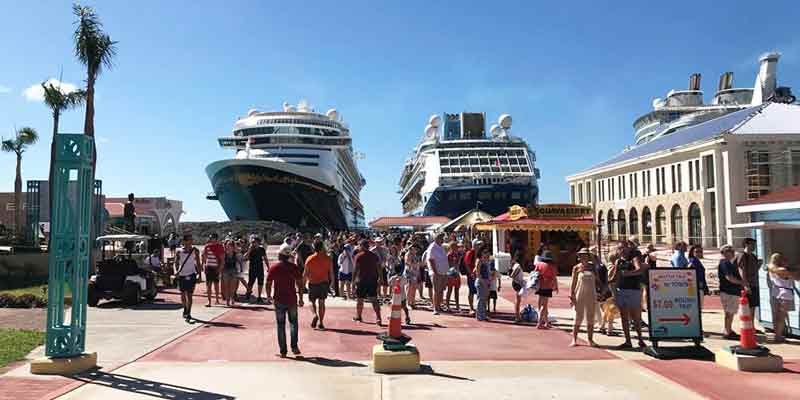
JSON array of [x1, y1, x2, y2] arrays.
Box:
[[88, 234, 158, 306]]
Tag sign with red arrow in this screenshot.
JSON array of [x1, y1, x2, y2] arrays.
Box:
[[647, 269, 702, 339]]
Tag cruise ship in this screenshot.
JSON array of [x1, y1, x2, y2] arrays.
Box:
[[399, 112, 540, 218], [206, 101, 366, 229], [633, 52, 795, 145]]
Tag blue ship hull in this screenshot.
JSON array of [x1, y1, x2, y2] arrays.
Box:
[[422, 185, 538, 218]]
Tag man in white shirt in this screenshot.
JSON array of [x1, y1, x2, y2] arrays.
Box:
[[425, 233, 449, 315]]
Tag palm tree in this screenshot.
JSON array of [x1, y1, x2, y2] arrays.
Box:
[[42, 81, 86, 215], [1, 127, 39, 239], [73, 3, 117, 138]]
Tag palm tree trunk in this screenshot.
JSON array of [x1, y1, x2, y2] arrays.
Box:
[[84, 76, 95, 137], [14, 154, 22, 240], [48, 111, 59, 236]]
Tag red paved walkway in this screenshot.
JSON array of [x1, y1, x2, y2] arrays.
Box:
[[636, 358, 800, 399], [143, 305, 616, 362]]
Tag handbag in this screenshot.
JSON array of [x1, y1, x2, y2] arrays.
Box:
[[527, 270, 541, 291], [176, 248, 197, 278]]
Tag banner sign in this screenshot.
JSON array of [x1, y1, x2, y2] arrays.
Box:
[[527, 204, 592, 219], [647, 268, 703, 340]]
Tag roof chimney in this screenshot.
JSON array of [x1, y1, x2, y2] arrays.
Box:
[[751, 52, 780, 105], [718, 72, 733, 91], [688, 73, 701, 91]]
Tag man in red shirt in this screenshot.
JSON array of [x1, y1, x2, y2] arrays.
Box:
[[352, 239, 382, 326], [266, 243, 304, 357], [202, 233, 225, 306]]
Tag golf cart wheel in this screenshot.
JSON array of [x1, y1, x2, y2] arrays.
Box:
[[87, 283, 100, 307], [123, 282, 141, 305]]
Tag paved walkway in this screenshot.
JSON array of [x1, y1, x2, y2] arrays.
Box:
[[2, 254, 800, 399]]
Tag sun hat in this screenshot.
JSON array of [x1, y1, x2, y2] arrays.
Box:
[[540, 250, 554, 262], [278, 243, 293, 256], [577, 248, 591, 256]]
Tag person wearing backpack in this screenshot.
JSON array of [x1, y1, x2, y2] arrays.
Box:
[[337, 237, 356, 299], [510, 253, 526, 323], [174, 233, 201, 322]]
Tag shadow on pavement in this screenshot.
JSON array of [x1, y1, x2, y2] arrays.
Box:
[[292, 356, 367, 368], [96, 300, 182, 310], [324, 327, 381, 336], [227, 304, 272, 312], [73, 370, 235, 399], [192, 318, 245, 329], [417, 365, 474, 381]]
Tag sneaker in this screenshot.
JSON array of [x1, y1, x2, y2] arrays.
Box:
[[317, 323, 326, 331], [291, 347, 302, 355], [432, 311, 440, 316], [405, 317, 411, 325], [723, 332, 740, 340], [614, 342, 633, 350], [311, 316, 318, 329], [256, 297, 264, 304]]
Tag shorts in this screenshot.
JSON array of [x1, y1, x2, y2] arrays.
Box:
[[205, 268, 219, 283], [222, 269, 238, 280], [512, 282, 523, 292], [356, 281, 378, 299], [615, 288, 642, 310], [178, 274, 197, 293], [467, 276, 477, 295], [433, 274, 448, 293], [338, 272, 352, 282], [447, 275, 461, 288], [536, 288, 553, 298], [249, 265, 264, 286], [308, 282, 330, 301], [720, 292, 740, 314], [489, 290, 498, 300], [772, 298, 796, 313]]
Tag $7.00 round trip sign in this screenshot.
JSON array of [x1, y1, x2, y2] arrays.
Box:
[[647, 269, 702, 339]]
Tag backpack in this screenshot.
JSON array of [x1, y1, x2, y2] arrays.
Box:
[[527, 269, 541, 291], [521, 304, 538, 323]]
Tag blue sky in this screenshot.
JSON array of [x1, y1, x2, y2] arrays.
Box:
[[1, 1, 799, 222]]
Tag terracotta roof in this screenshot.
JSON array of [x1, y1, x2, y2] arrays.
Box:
[[369, 216, 450, 228], [105, 202, 125, 217], [739, 186, 800, 206]]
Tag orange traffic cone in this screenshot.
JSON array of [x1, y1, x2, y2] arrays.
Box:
[[738, 289, 758, 349], [388, 281, 403, 338]]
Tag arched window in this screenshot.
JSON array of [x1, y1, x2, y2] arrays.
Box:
[[629, 208, 639, 237], [607, 209, 615, 240], [688, 203, 701, 245], [671, 204, 683, 243], [642, 207, 652, 241], [655, 206, 666, 244], [617, 209, 627, 238]]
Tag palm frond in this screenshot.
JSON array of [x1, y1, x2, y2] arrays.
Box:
[[65, 89, 87, 109], [73, 4, 117, 77], [1, 139, 17, 153], [17, 127, 39, 145]]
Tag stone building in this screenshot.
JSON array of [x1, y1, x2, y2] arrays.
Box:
[[104, 196, 183, 235], [567, 102, 800, 248]]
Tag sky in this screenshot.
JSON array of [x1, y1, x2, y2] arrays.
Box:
[[1, 1, 799, 222]]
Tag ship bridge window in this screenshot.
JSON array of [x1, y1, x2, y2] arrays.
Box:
[[494, 192, 507, 200], [460, 192, 472, 200], [478, 192, 491, 200], [448, 192, 457, 201], [511, 191, 521, 200]]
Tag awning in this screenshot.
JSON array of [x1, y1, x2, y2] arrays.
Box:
[[438, 209, 494, 232], [474, 217, 595, 232], [726, 221, 800, 230]]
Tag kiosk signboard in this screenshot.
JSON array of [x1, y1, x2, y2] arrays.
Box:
[[647, 268, 703, 341]]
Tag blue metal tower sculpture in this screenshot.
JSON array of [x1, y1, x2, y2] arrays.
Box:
[[44, 134, 94, 358]]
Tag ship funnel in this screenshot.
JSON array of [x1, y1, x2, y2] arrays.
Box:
[[751, 52, 780, 105], [718, 72, 734, 91], [688, 73, 701, 91]]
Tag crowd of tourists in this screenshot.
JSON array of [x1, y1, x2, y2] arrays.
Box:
[[149, 229, 798, 356]]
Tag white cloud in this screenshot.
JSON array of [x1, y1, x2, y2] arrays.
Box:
[[96, 136, 110, 144], [23, 79, 80, 102], [0, 85, 10, 94]]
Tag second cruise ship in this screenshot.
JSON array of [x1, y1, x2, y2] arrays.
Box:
[[399, 112, 540, 218]]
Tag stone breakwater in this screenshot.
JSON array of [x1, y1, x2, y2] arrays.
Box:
[[180, 220, 296, 245]]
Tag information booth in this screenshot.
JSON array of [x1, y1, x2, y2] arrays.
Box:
[[474, 204, 594, 274], [731, 186, 800, 336]]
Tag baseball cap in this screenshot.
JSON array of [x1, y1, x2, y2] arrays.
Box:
[[278, 243, 293, 256]]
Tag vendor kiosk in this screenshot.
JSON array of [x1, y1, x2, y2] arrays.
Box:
[[731, 187, 800, 336], [474, 204, 594, 274]]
